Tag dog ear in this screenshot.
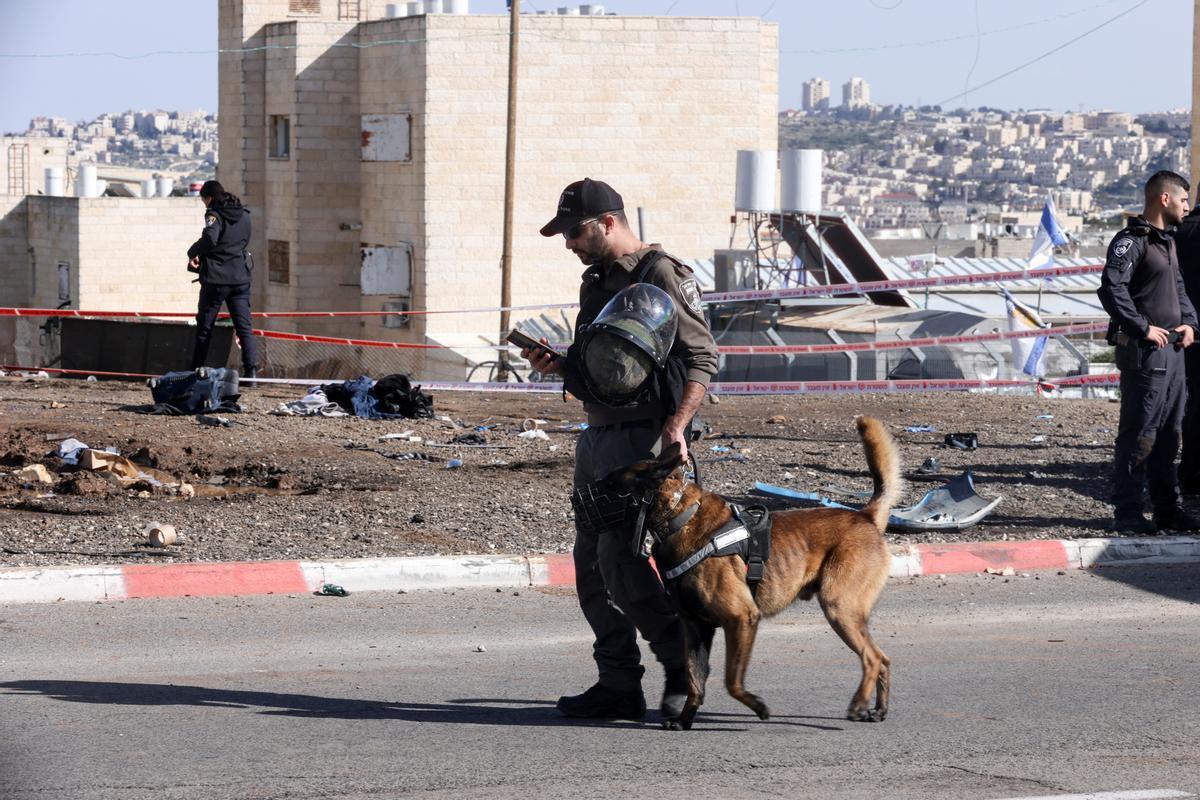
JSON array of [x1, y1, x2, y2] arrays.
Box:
[[654, 442, 685, 478]]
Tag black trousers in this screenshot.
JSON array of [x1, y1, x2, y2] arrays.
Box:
[[1179, 345, 1200, 490], [1112, 340, 1186, 518], [190, 283, 257, 373], [571, 421, 685, 692]]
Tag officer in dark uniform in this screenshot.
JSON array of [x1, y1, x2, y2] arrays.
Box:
[[1170, 204, 1200, 492], [523, 178, 718, 723], [1097, 170, 1200, 534], [187, 179, 258, 380]]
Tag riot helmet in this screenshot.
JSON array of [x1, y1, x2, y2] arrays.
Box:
[[578, 283, 678, 406]]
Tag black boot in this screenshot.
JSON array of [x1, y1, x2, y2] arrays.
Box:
[[556, 683, 646, 720], [660, 667, 689, 720]]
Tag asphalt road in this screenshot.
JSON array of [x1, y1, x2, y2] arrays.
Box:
[[1, 566, 1198, 800]]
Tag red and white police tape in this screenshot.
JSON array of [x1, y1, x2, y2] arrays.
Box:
[[0, 261, 1104, 321]]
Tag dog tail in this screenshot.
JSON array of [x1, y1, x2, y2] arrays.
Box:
[[854, 415, 902, 533]]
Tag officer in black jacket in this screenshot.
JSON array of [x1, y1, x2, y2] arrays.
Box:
[[1097, 170, 1200, 534], [187, 180, 257, 380], [1170, 204, 1200, 492]]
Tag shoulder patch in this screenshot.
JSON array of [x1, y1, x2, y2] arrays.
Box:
[[205, 214, 218, 228], [679, 278, 702, 314], [1112, 238, 1133, 258]]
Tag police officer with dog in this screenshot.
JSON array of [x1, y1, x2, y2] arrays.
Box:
[[1097, 170, 1200, 535], [187, 179, 258, 381], [522, 178, 718, 722]]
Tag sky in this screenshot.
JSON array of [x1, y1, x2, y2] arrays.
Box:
[[0, 0, 1189, 134]]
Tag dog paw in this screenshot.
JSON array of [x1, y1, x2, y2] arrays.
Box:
[[756, 705, 770, 721], [662, 718, 684, 731], [846, 707, 871, 722], [868, 709, 887, 722]]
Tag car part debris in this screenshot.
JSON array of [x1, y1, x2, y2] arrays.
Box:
[[753, 470, 1001, 531], [887, 471, 1001, 531]]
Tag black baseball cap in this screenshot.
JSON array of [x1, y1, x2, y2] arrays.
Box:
[[539, 178, 624, 237]]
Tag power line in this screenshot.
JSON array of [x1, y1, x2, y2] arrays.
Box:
[[781, 0, 1126, 55], [935, 0, 1149, 107], [0, 30, 512, 60]]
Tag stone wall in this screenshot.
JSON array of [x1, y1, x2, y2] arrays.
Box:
[[220, 2, 779, 379]]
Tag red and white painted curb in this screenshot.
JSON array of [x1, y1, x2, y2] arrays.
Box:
[[2, 537, 1198, 605]]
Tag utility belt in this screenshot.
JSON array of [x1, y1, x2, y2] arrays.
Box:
[[587, 418, 658, 432], [1116, 331, 1183, 347], [571, 482, 648, 536]]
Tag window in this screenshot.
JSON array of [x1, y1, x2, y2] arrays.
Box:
[[269, 116, 290, 159], [288, 0, 320, 13], [57, 261, 71, 304], [268, 240, 290, 284], [338, 0, 361, 20]]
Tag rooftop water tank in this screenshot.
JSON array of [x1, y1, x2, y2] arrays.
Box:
[[156, 177, 174, 198], [444, 0, 468, 12], [141, 179, 156, 198], [44, 167, 64, 197], [76, 164, 98, 198], [780, 149, 823, 215], [734, 150, 776, 213]]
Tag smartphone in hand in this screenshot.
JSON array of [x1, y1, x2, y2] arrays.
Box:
[[506, 329, 559, 362]]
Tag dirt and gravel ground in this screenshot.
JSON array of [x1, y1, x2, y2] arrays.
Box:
[[0, 374, 1151, 569]]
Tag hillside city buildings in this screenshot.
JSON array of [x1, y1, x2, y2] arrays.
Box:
[[782, 104, 1190, 234], [20, 111, 217, 173]]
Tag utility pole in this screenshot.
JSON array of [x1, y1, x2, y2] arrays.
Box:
[[496, 0, 520, 382]]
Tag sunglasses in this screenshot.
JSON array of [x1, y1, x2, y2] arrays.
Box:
[[564, 216, 604, 240]]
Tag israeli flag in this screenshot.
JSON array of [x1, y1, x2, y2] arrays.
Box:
[[1028, 193, 1069, 270], [999, 285, 1050, 377]]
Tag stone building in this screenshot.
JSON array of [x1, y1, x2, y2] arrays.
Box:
[[218, 0, 778, 378]]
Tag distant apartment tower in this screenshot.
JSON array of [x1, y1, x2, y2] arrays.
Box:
[[802, 78, 831, 111], [842, 77, 871, 110]]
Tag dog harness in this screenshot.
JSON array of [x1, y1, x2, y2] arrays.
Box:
[[662, 503, 771, 592]]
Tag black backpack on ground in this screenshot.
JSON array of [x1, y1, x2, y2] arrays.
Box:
[[371, 373, 434, 419]]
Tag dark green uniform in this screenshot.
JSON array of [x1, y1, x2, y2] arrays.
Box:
[[568, 245, 717, 693]]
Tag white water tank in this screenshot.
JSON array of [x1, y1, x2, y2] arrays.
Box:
[[385, 3, 403, 16], [406, 1, 421, 14], [734, 150, 776, 213], [156, 177, 174, 198], [580, 4, 604, 13], [76, 164, 98, 198], [424, 0, 442, 12], [96, 179, 108, 196], [780, 149, 823, 215], [44, 167, 64, 197], [558, 6, 580, 14], [141, 179, 156, 198], [444, 0, 468, 12]]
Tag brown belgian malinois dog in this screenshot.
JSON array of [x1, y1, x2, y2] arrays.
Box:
[[601, 415, 900, 730]]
